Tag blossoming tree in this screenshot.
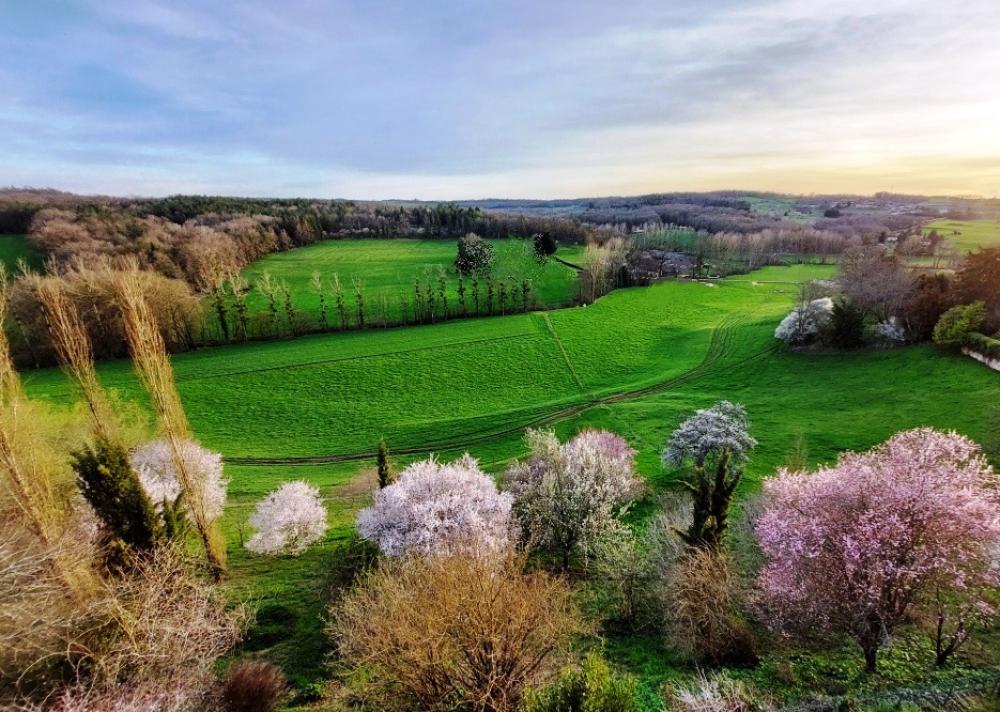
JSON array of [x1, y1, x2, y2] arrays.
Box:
[[503, 429, 644, 569], [246, 481, 328, 556], [755, 428, 1000, 672], [357, 454, 512, 557], [663, 401, 756, 549], [131, 439, 228, 523]]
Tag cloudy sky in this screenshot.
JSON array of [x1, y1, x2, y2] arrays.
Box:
[[2, 0, 1000, 199]]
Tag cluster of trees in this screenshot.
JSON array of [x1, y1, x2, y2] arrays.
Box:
[[775, 246, 1000, 350], [0, 264, 326, 710], [324, 402, 999, 711]]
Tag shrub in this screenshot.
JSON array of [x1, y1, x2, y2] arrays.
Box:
[[356, 453, 513, 557], [755, 428, 1000, 672], [965, 331, 1000, 359], [503, 429, 643, 569], [330, 552, 585, 712], [521, 652, 641, 712], [870, 316, 906, 344], [667, 671, 770, 712], [455, 233, 494, 276], [933, 302, 986, 347], [773, 297, 833, 344], [661, 548, 758, 666], [246, 481, 327, 557], [221, 660, 287, 712]]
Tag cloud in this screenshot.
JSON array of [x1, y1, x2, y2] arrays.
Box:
[[1, 0, 999, 197]]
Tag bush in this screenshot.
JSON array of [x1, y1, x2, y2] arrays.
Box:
[[521, 653, 640, 712], [774, 298, 833, 344], [933, 302, 986, 347], [330, 552, 585, 712], [533, 232, 558, 260], [965, 331, 1000, 359], [662, 548, 758, 666], [667, 671, 771, 712], [221, 660, 287, 712]]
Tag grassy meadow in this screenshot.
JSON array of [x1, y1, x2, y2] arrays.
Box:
[[923, 218, 1000, 252], [0, 234, 43, 271], [227, 238, 586, 330], [23, 259, 1000, 703]]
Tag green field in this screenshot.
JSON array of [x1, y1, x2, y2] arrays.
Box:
[[23, 261, 1000, 701], [0, 234, 44, 271], [923, 218, 1000, 253], [227, 238, 586, 331]]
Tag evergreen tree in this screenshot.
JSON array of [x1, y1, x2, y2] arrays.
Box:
[[376, 437, 392, 489], [830, 299, 865, 348], [72, 439, 162, 563]]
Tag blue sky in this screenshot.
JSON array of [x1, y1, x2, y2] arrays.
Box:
[[2, 0, 999, 198]]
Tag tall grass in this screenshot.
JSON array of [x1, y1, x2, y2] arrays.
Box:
[[115, 265, 227, 576]]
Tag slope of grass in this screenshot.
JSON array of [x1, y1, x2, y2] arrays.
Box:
[[0, 234, 43, 271], [23, 263, 1000, 703], [231, 238, 586, 328], [923, 218, 1000, 252]]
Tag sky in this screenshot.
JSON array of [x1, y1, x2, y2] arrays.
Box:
[[2, 0, 1000, 200]]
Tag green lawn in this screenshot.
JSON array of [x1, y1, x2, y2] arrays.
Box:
[[0, 234, 44, 271], [224, 238, 586, 333], [923, 218, 1000, 253], [23, 263, 1000, 704]]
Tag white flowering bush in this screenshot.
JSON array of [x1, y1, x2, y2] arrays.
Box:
[[774, 297, 834, 344], [131, 439, 228, 522], [663, 400, 757, 469], [503, 429, 644, 568], [871, 316, 906, 343], [357, 453, 513, 557], [246, 481, 328, 556]]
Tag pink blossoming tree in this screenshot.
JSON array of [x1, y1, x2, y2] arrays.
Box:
[[755, 428, 1000, 672]]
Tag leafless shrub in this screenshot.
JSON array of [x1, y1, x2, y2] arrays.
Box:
[[662, 548, 758, 666], [666, 671, 771, 712], [330, 551, 586, 712], [221, 660, 287, 712]]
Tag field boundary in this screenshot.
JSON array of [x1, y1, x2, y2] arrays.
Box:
[[226, 314, 771, 465], [538, 313, 586, 391], [174, 329, 537, 383]]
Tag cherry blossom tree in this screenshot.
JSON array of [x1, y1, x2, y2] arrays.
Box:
[[131, 439, 228, 523], [356, 453, 513, 557], [664, 401, 756, 549], [755, 428, 1000, 672], [503, 429, 644, 569], [246, 481, 328, 556]]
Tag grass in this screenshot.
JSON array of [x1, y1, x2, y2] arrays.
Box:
[[923, 219, 1000, 253], [0, 234, 44, 271], [22, 262, 1000, 706], [228, 238, 586, 328]]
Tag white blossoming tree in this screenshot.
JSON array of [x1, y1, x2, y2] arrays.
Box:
[[356, 453, 513, 557], [131, 439, 228, 523], [663, 401, 756, 549], [503, 429, 644, 569], [774, 297, 834, 344], [246, 481, 328, 556]]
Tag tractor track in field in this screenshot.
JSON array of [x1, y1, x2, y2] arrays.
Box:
[[226, 315, 776, 466]]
